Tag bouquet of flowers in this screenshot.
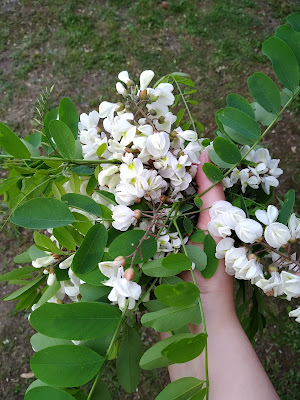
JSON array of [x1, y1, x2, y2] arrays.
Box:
[[0, 12, 299, 400]]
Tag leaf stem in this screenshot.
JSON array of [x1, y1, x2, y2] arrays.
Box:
[[172, 75, 197, 132], [0, 154, 121, 165], [87, 299, 129, 400], [173, 218, 209, 399]]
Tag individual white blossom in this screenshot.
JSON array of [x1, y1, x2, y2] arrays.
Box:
[[235, 219, 263, 244], [289, 306, 300, 323], [288, 213, 300, 239], [215, 237, 235, 259], [255, 205, 278, 226], [112, 205, 138, 231], [264, 222, 291, 249], [255, 272, 284, 297], [281, 271, 300, 300]]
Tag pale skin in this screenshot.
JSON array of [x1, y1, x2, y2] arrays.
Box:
[[160, 151, 279, 400]]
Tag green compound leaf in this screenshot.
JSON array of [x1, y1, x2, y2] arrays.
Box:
[[11, 198, 75, 229], [226, 93, 255, 119], [213, 136, 242, 164], [162, 333, 207, 363], [202, 234, 218, 279], [0, 122, 31, 158], [140, 333, 194, 370], [155, 377, 204, 400], [202, 163, 223, 183], [278, 189, 295, 225], [25, 386, 76, 400], [61, 193, 102, 217], [30, 302, 121, 340], [141, 303, 201, 332], [30, 345, 104, 387], [185, 245, 207, 272], [155, 282, 200, 307], [248, 72, 281, 114], [217, 108, 261, 145], [262, 36, 299, 92], [116, 325, 143, 393], [109, 230, 157, 265], [59, 97, 79, 140], [72, 224, 108, 275], [49, 119, 76, 159]]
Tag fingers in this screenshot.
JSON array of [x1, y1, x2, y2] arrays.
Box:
[[196, 151, 225, 234]]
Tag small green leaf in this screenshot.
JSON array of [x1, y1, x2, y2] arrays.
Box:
[[86, 175, 98, 196], [69, 172, 81, 193], [162, 253, 192, 272], [185, 245, 207, 272], [194, 196, 203, 208], [62, 193, 102, 217], [155, 282, 200, 307], [117, 325, 143, 393], [96, 143, 107, 158], [202, 234, 218, 279], [74, 266, 106, 286], [53, 226, 77, 250], [248, 72, 281, 114], [0, 266, 36, 282], [44, 108, 58, 143], [162, 333, 207, 363], [109, 230, 157, 264], [142, 258, 182, 277], [0, 176, 21, 195], [59, 97, 79, 139], [90, 380, 112, 400], [95, 190, 117, 205], [217, 108, 261, 145], [190, 229, 206, 244], [226, 93, 255, 119], [278, 189, 295, 224], [155, 377, 204, 400], [72, 212, 93, 235], [34, 231, 63, 254], [11, 198, 75, 229], [140, 333, 193, 370], [141, 303, 201, 332], [202, 163, 223, 183], [30, 345, 103, 387], [183, 217, 193, 234], [262, 36, 299, 92], [30, 302, 121, 340], [3, 275, 45, 301], [176, 109, 185, 126], [0, 122, 31, 158], [72, 224, 108, 275], [49, 120, 76, 159], [80, 284, 111, 302], [251, 102, 279, 127], [35, 281, 61, 307], [208, 149, 234, 169], [25, 386, 76, 400], [213, 136, 242, 164]]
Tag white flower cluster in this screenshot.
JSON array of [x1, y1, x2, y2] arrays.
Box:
[[223, 146, 283, 194], [209, 201, 300, 319], [78, 69, 206, 210]]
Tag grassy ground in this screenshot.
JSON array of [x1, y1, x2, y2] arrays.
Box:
[[0, 0, 300, 399]]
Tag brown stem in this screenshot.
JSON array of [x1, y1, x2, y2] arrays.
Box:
[[256, 241, 300, 269]]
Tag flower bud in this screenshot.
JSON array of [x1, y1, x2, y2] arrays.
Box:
[[133, 209, 142, 219], [170, 130, 178, 138], [248, 253, 259, 262], [124, 267, 135, 281], [114, 256, 126, 267], [266, 289, 274, 297], [139, 89, 148, 100], [158, 116, 165, 124], [149, 109, 157, 116], [289, 237, 297, 244], [268, 265, 278, 274], [135, 197, 142, 203], [116, 102, 125, 112]]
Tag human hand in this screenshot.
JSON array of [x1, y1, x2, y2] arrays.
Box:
[[180, 151, 234, 299]]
